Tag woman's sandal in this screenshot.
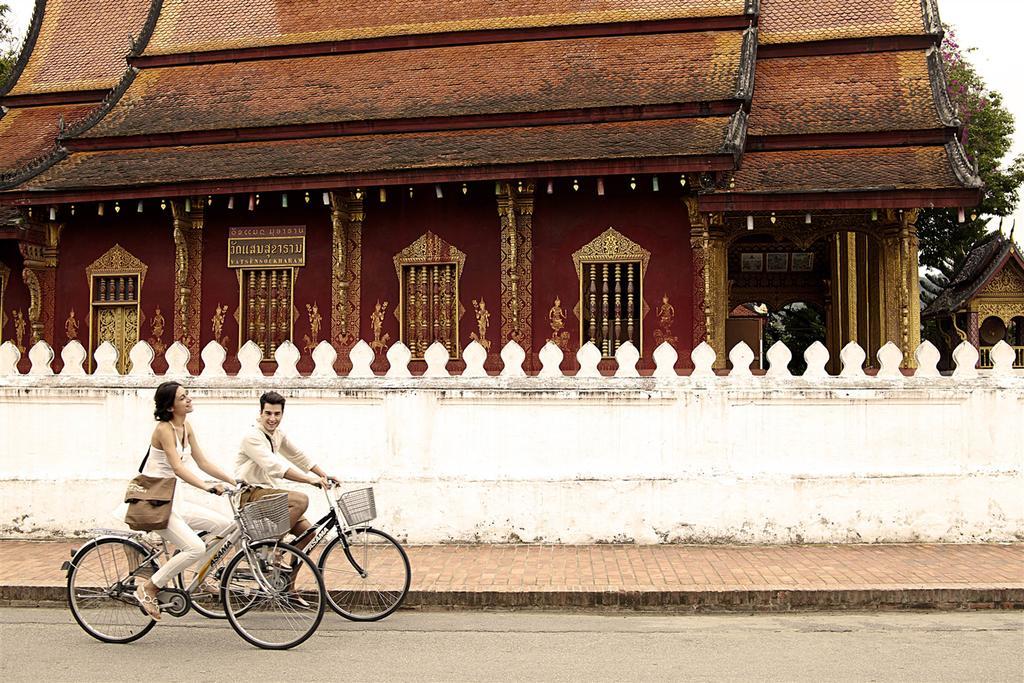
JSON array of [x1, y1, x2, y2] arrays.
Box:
[[134, 585, 162, 621]]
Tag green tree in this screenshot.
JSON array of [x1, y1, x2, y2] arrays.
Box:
[[0, 3, 16, 85], [917, 28, 1024, 280]]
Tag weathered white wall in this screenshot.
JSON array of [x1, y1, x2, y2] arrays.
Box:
[[1, 372, 1021, 543]]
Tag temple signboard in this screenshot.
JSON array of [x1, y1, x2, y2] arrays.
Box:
[[227, 226, 306, 268]]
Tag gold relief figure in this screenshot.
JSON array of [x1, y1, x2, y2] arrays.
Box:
[[548, 296, 570, 350], [149, 306, 166, 354], [12, 309, 26, 354], [211, 303, 230, 347], [654, 294, 677, 346], [370, 299, 390, 354], [469, 297, 491, 350], [65, 309, 79, 341], [303, 302, 322, 354]]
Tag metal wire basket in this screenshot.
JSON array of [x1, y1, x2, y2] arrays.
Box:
[[338, 487, 376, 526], [239, 493, 291, 541]]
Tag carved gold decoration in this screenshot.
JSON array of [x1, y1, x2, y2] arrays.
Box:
[[975, 302, 1024, 324], [393, 232, 466, 357], [370, 300, 391, 354], [329, 191, 363, 349], [18, 221, 61, 345], [12, 309, 26, 355], [65, 308, 79, 341], [548, 296, 570, 350], [572, 227, 651, 356], [303, 302, 322, 354], [148, 306, 167, 355], [171, 198, 204, 370], [981, 266, 1024, 295], [469, 297, 491, 351], [498, 181, 534, 349], [211, 303, 230, 347], [653, 294, 678, 347], [0, 262, 8, 340], [86, 245, 147, 372]]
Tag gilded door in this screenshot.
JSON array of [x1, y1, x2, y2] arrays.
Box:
[[95, 305, 140, 374]]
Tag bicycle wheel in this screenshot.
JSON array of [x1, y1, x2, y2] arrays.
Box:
[[67, 537, 158, 643], [221, 540, 325, 650], [319, 527, 411, 621]]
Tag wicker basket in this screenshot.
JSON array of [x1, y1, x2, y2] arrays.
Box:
[[239, 493, 291, 541], [338, 488, 376, 526]]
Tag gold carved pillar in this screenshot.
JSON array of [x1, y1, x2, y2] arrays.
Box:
[[497, 181, 534, 351], [18, 220, 62, 345], [170, 198, 204, 372], [329, 190, 363, 353], [684, 198, 727, 367], [879, 209, 921, 367]]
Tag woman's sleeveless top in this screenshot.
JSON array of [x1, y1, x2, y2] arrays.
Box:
[[142, 424, 192, 479]]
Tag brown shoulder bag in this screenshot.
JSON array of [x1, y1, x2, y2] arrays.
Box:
[[124, 447, 176, 531]]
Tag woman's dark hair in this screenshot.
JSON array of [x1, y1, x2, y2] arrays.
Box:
[[260, 391, 286, 411], [154, 381, 183, 422]]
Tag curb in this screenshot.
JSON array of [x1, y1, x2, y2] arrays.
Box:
[[5, 585, 1023, 611]]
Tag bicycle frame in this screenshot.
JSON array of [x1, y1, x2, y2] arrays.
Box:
[[293, 487, 370, 577]]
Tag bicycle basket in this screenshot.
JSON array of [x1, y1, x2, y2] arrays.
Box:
[[239, 493, 291, 541], [338, 487, 376, 526]]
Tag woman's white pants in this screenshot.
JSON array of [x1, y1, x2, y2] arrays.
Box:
[[150, 500, 232, 588]]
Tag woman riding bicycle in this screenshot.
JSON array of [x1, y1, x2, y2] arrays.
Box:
[[131, 381, 235, 620]]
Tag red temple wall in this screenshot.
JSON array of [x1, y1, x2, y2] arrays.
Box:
[[0, 241, 31, 372], [531, 186, 694, 371], [360, 191, 502, 370], [203, 200, 333, 374], [55, 210, 176, 373]]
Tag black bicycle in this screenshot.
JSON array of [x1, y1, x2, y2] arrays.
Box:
[[294, 485, 411, 621]]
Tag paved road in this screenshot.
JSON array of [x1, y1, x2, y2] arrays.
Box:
[[1, 608, 1021, 682]]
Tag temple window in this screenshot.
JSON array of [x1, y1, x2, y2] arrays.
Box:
[[240, 267, 294, 358], [400, 263, 458, 358], [85, 245, 147, 373], [393, 231, 466, 359], [572, 227, 651, 358]]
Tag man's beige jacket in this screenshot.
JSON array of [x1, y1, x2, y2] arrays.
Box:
[[235, 424, 316, 488]]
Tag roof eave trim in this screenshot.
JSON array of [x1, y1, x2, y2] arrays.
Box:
[[0, 148, 68, 190], [129, 0, 165, 59], [720, 109, 748, 163], [946, 140, 983, 188], [735, 25, 757, 101], [921, 0, 943, 37], [926, 46, 961, 127], [0, 0, 46, 97], [745, 0, 760, 17]]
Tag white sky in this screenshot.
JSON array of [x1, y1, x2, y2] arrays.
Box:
[[3, 0, 1023, 241]]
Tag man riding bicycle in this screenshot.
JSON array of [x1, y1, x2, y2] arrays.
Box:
[[235, 391, 338, 547]]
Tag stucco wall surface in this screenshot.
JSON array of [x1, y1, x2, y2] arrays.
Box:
[[0, 375, 1021, 543]]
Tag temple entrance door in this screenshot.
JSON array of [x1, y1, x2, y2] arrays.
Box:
[[93, 303, 139, 374], [85, 246, 147, 373]]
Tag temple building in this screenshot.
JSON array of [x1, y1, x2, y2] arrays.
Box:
[[0, 0, 983, 374], [922, 232, 1024, 369]]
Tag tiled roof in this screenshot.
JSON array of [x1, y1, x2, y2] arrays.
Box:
[[923, 234, 1020, 318], [8, 0, 154, 95], [759, 0, 928, 45], [728, 146, 963, 193], [145, 0, 749, 54], [24, 117, 734, 190], [0, 104, 96, 174], [86, 32, 744, 138], [748, 50, 943, 136]]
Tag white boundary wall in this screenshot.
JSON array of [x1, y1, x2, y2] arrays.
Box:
[[1, 337, 1021, 543]]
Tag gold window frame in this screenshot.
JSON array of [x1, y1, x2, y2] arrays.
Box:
[[572, 227, 651, 358], [393, 231, 466, 359], [236, 267, 298, 356], [85, 245, 148, 373]]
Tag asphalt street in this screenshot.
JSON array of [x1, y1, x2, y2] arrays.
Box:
[[0, 608, 1021, 682]]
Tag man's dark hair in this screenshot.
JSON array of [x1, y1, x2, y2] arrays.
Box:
[[153, 381, 183, 421], [260, 391, 286, 411]]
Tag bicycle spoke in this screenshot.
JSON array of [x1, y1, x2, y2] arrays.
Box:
[[67, 539, 157, 644]]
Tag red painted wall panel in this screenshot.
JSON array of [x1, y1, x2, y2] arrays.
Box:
[[0, 242, 31, 372]]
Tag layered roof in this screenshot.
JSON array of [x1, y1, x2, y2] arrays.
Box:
[[0, 0, 982, 212], [923, 233, 1024, 318], [144, 0, 753, 55], [0, 0, 156, 183]]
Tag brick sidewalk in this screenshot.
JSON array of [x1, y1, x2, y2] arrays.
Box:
[[2, 540, 1021, 610]]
